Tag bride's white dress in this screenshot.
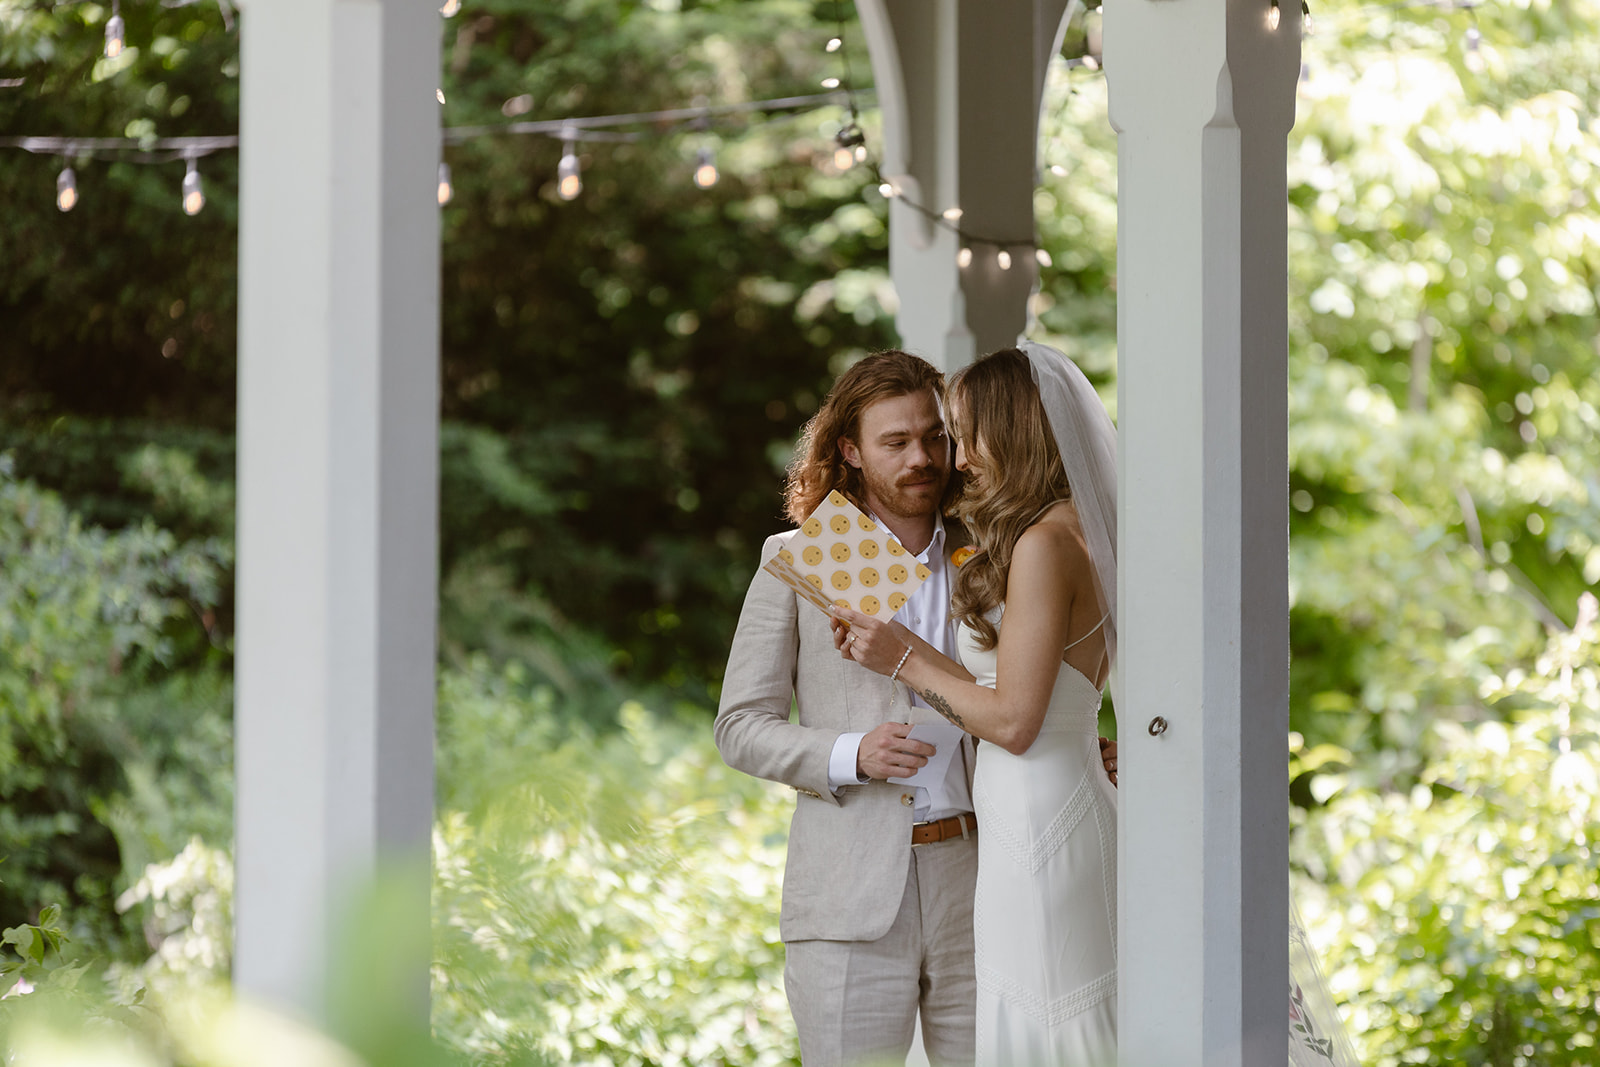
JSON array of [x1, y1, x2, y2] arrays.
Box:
[[960, 607, 1119, 1066]]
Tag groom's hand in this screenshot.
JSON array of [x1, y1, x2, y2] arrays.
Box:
[[1099, 736, 1118, 786], [857, 722, 936, 780]]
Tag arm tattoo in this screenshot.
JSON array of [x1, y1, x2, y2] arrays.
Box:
[[921, 689, 967, 730]]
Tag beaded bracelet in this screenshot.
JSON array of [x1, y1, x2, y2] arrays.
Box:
[[889, 645, 913, 683]]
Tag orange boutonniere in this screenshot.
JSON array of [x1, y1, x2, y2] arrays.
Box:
[[950, 545, 976, 569]]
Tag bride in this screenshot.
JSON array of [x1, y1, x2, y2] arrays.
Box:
[[834, 342, 1361, 1067], [834, 343, 1119, 1065]]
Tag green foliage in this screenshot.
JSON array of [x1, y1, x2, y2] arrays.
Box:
[[1295, 595, 1600, 1066], [0, 904, 88, 1003], [432, 669, 796, 1066], [0, 460, 231, 959]]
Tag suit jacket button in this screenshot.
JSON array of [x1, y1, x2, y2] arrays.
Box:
[[900, 793, 914, 807]]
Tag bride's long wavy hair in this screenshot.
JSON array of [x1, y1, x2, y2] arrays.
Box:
[[949, 348, 1073, 651]]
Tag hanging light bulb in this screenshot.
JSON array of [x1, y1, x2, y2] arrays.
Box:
[[436, 88, 446, 105], [941, 206, 963, 222], [825, 37, 842, 53], [437, 161, 453, 205], [878, 181, 898, 198], [1035, 248, 1053, 268], [1300, 0, 1314, 34], [957, 247, 973, 268], [833, 145, 855, 171], [693, 147, 719, 189], [1464, 26, 1485, 71], [557, 138, 582, 201], [56, 167, 78, 212], [1050, 163, 1068, 177], [1267, 0, 1281, 31], [821, 77, 841, 89], [181, 157, 204, 215], [996, 249, 1013, 271], [853, 144, 867, 163], [105, 0, 125, 58], [440, 0, 461, 16]]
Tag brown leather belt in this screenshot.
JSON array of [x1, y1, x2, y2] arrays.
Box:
[[911, 813, 977, 846]]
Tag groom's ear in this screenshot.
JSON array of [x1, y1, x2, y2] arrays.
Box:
[[838, 436, 862, 469]]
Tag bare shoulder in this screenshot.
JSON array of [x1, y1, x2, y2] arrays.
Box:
[[1014, 502, 1090, 564]]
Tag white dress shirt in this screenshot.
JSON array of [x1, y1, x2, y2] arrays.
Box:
[[826, 517, 974, 821]]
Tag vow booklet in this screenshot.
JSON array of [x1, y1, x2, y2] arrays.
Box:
[[763, 490, 931, 618]]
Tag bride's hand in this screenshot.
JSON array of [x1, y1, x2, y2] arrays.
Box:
[[831, 606, 912, 676]]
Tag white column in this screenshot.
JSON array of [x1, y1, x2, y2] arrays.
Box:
[[1104, 0, 1299, 1063], [857, 0, 1068, 371], [235, 0, 439, 1021]]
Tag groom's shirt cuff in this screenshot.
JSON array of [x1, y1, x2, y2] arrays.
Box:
[[828, 732, 870, 792]]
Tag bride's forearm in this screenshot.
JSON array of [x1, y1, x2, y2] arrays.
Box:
[[897, 631, 975, 686], [898, 654, 1037, 753]]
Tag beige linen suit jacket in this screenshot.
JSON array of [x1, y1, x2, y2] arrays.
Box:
[[715, 525, 977, 944]]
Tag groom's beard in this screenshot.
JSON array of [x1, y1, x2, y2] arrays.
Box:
[[862, 462, 947, 522]]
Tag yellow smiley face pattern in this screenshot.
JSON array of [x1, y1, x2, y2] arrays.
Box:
[[761, 489, 930, 619]]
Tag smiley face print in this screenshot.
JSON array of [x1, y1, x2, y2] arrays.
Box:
[[767, 489, 930, 617]]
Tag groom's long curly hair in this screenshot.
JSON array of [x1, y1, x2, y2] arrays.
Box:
[[784, 349, 949, 524]]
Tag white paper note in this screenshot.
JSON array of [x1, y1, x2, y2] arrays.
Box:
[[887, 722, 967, 787]]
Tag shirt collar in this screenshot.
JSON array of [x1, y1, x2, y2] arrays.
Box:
[[863, 508, 945, 562]]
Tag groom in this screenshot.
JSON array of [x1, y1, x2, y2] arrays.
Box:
[[715, 349, 981, 1067]]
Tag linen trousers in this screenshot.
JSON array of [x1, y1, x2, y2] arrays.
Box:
[[783, 834, 978, 1067]]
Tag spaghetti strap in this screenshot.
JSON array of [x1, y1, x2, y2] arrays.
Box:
[[1063, 611, 1109, 653]]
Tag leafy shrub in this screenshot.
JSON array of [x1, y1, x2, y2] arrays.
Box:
[[1296, 594, 1600, 1066], [0, 458, 230, 959], [432, 666, 796, 1066]]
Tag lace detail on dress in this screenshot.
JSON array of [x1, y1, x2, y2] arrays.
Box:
[[1097, 796, 1118, 962], [976, 965, 1117, 1027], [975, 770, 1097, 875]]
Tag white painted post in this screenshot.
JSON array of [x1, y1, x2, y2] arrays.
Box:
[[856, 0, 1067, 371], [1103, 0, 1300, 1062], [236, 0, 439, 1021]]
